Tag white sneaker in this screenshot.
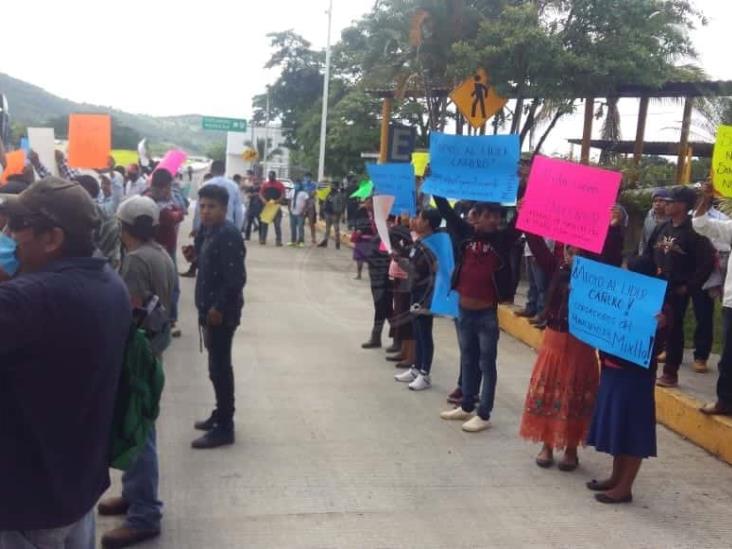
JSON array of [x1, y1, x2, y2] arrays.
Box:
[[462, 416, 491, 433], [440, 407, 473, 421], [395, 368, 418, 383], [408, 373, 431, 391]]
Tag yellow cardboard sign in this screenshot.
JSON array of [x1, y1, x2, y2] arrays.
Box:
[[316, 187, 331, 201], [260, 201, 281, 224], [412, 152, 430, 177], [712, 125, 732, 197], [450, 69, 507, 129], [242, 148, 258, 162]]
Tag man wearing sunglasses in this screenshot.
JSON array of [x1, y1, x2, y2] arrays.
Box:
[[0, 177, 132, 549]]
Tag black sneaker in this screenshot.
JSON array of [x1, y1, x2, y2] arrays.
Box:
[[191, 426, 235, 449], [194, 412, 218, 431]]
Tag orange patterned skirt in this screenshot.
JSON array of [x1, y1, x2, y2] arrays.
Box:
[[519, 328, 599, 449]]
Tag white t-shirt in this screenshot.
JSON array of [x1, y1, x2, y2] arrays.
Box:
[[292, 190, 309, 216]]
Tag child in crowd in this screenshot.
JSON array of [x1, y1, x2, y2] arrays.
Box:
[[392, 209, 443, 391]]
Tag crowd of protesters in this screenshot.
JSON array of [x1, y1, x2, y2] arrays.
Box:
[[2, 132, 732, 547], [347, 165, 732, 511], [0, 142, 246, 548]]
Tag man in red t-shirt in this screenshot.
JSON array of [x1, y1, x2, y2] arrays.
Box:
[[259, 171, 286, 246], [434, 196, 520, 433], [145, 169, 185, 257]]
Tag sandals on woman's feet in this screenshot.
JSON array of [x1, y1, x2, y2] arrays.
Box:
[[586, 479, 615, 491], [595, 493, 633, 504], [535, 456, 554, 468], [557, 459, 579, 472]]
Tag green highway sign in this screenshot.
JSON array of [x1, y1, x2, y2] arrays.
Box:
[[202, 116, 248, 132]]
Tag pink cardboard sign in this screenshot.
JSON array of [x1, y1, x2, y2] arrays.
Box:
[[155, 149, 187, 176], [517, 156, 622, 253]]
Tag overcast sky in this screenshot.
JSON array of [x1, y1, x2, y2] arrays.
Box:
[[2, 0, 730, 153]]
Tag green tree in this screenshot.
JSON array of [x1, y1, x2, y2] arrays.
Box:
[[452, 0, 705, 149], [205, 142, 226, 163]]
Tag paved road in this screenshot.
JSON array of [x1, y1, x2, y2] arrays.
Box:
[[99, 230, 732, 548]]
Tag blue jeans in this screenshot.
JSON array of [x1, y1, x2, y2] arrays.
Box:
[[413, 315, 434, 375], [289, 213, 305, 244], [525, 256, 547, 316], [0, 508, 95, 549], [458, 307, 499, 420], [121, 426, 163, 531]]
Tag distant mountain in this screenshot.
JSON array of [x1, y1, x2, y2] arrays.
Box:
[[0, 72, 226, 154]]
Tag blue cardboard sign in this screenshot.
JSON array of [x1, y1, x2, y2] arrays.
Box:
[[569, 257, 668, 368], [367, 163, 417, 216], [421, 232, 459, 318], [421, 133, 520, 204]]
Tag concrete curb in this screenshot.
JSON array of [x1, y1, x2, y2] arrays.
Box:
[[498, 303, 732, 466]]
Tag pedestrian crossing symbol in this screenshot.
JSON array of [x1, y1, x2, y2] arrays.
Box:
[[450, 69, 507, 129]]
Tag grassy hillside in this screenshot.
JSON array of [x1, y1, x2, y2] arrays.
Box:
[[0, 72, 225, 154]]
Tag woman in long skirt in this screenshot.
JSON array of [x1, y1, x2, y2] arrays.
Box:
[[585, 255, 666, 504], [519, 215, 624, 471]]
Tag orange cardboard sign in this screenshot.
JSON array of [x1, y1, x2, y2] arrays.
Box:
[[1, 150, 26, 184], [67, 114, 111, 169]]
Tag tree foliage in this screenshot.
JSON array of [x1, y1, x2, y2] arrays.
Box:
[[255, 0, 706, 174]]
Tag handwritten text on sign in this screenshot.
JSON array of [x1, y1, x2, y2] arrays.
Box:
[[569, 257, 667, 368], [420, 133, 520, 204], [712, 125, 732, 198], [367, 163, 417, 216], [517, 156, 621, 254]]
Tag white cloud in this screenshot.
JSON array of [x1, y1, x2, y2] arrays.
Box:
[[3, 0, 374, 117]]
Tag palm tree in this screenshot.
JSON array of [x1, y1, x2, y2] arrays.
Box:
[[598, 97, 621, 166]]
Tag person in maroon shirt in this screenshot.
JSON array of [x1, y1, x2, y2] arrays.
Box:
[[435, 196, 520, 433], [145, 170, 186, 257], [259, 171, 286, 246], [519, 211, 624, 472], [144, 169, 186, 335]]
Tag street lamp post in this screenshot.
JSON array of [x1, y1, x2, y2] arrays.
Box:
[[317, 0, 333, 182]]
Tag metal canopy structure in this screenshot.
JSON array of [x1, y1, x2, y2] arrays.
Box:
[[567, 139, 715, 158], [367, 80, 732, 100], [369, 80, 732, 179]]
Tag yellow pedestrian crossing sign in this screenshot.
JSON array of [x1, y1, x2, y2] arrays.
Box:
[[450, 69, 507, 129]]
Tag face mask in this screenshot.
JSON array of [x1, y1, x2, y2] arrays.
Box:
[[0, 233, 19, 278]]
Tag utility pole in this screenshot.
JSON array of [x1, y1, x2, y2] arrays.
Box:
[[265, 86, 271, 177], [317, 0, 333, 182]]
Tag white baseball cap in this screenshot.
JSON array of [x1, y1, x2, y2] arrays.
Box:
[[117, 196, 159, 226]]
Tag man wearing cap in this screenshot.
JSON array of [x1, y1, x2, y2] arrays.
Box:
[[643, 186, 716, 388], [638, 188, 670, 255], [98, 195, 176, 549], [0, 177, 132, 547]]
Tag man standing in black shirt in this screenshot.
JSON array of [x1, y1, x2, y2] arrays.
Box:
[[0, 178, 131, 547], [643, 186, 715, 388], [184, 185, 247, 448]]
